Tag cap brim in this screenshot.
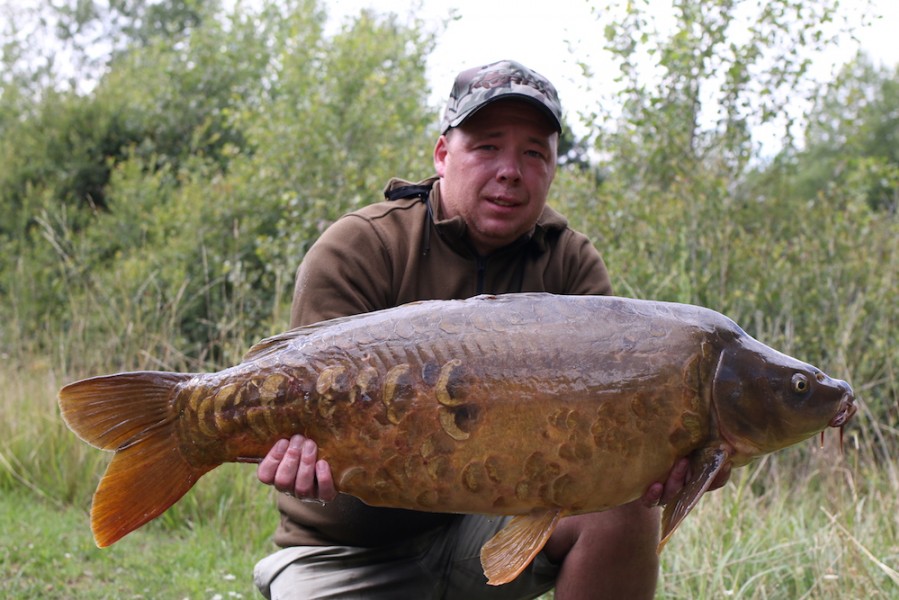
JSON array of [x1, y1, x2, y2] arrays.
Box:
[[444, 94, 562, 134]]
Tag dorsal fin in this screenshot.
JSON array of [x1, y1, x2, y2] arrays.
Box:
[[242, 302, 431, 362], [242, 313, 369, 362]]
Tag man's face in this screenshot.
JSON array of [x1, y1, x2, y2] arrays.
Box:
[[434, 99, 559, 255]]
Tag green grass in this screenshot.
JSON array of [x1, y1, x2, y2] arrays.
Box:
[[0, 484, 272, 599], [0, 360, 278, 598], [657, 452, 899, 598]]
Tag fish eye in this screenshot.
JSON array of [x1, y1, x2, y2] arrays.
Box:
[[791, 373, 810, 394]]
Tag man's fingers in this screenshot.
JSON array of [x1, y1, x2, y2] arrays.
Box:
[[257, 438, 289, 485], [271, 434, 306, 492], [709, 462, 732, 491], [640, 482, 664, 508], [256, 434, 336, 502], [293, 439, 319, 497], [315, 459, 338, 501], [656, 457, 690, 506], [639, 456, 731, 510]]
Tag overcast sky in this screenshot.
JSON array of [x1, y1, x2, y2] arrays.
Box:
[[327, 0, 898, 100]]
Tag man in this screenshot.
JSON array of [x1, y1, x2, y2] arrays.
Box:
[[254, 60, 725, 599]]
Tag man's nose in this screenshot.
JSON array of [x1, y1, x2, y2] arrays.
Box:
[[496, 151, 522, 182]]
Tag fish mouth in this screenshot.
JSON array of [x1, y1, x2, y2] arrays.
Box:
[[829, 392, 857, 428]]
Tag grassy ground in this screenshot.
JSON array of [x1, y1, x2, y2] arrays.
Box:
[[0, 361, 276, 599], [0, 483, 269, 599], [657, 450, 899, 598]]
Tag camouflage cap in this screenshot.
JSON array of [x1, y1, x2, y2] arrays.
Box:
[[440, 60, 563, 134]]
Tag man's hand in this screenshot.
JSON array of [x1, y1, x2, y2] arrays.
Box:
[[640, 457, 732, 508], [256, 434, 338, 502]]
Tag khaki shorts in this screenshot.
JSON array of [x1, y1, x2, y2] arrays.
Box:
[[253, 514, 558, 600]]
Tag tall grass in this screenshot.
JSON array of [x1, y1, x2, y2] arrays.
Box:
[[0, 482, 271, 599], [0, 360, 279, 598], [658, 444, 899, 598]]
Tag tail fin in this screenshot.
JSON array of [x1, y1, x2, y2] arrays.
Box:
[[58, 371, 211, 547]]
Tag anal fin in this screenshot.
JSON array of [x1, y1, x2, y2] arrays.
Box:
[[659, 446, 730, 552], [480, 509, 562, 586]]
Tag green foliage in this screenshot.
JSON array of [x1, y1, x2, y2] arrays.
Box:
[[0, 0, 438, 370], [785, 56, 899, 213], [590, 0, 868, 187], [230, 4, 437, 320], [0, 484, 271, 598]]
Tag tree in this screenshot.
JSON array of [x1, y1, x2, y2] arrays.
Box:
[[787, 55, 899, 213], [587, 0, 869, 189], [0, 0, 440, 369]]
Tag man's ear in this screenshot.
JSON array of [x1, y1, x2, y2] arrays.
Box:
[[433, 134, 449, 177]]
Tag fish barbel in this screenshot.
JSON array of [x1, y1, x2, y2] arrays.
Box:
[[58, 293, 856, 585]]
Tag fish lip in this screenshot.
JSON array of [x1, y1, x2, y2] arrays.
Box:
[[829, 392, 857, 428]]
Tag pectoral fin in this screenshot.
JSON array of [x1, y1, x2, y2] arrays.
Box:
[[659, 447, 731, 553], [480, 509, 563, 586]]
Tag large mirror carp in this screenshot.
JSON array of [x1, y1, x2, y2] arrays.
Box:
[[59, 293, 856, 585]]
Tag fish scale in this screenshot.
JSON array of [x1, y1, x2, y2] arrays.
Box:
[[58, 292, 855, 585]]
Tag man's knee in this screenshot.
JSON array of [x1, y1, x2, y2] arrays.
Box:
[[541, 505, 661, 599], [545, 503, 661, 561], [597, 501, 661, 544]]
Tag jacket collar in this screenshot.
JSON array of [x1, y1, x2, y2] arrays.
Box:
[[382, 176, 568, 258], [432, 178, 569, 256]]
